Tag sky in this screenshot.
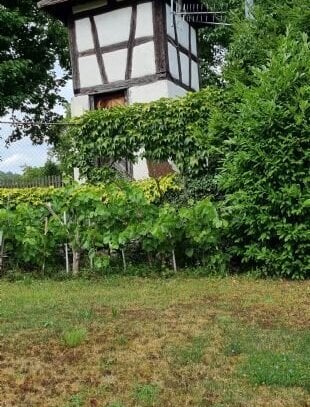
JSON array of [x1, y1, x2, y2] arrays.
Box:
[[0, 68, 73, 174]]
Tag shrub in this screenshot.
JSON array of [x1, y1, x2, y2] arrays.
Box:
[[219, 33, 310, 279], [0, 182, 226, 274]]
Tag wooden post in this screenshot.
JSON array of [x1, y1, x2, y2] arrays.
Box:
[[121, 249, 127, 273], [42, 217, 48, 273], [63, 212, 70, 274], [0, 231, 4, 273], [172, 249, 177, 272]]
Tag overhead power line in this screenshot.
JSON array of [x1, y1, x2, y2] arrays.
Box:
[[0, 120, 78, 127]]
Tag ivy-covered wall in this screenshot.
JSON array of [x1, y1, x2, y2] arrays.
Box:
[[60, 88, 223, 183]]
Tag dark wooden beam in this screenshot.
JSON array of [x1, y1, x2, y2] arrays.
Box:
[[173, 14, 182, 82], [188, 25, 192, 88], [78, 36, 154, 58], [90, 15, 108, 83], [166, 73, 196, 92], [74, 72, 167, 95], [75, 73, 195, 96], [125, 5, 137, 80], [38, 0, 69, 6], [167, 35, 198, 63], [153, 0, 168, 75], [73, 0, 149, 20], [67, 14, 80, 90]]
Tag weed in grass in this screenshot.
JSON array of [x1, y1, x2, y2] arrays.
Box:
[[224, 341, 242, 357], [66, 393, 85, 407], [99, 356, 116, 374], [172, 336, 208, 365], [133, 384, 160, 406], [62, 328, 87, 348], [240, 351, 310, 389], [111, 307, 118, 318], [43, 320, 54, 328], [78, 309, 93, 320], [116, 334, 128, 346]]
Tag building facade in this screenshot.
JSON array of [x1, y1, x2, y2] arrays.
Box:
[[38, 0, 201, 179]]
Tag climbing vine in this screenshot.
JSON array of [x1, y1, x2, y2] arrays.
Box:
[[60, 88, 222, 182]]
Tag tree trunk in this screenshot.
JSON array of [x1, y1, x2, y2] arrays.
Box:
[[72, 249, 80, 275]]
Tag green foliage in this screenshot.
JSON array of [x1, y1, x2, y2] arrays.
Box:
[[0, 158, 62, 187], [133, 384, 160, 406], [61, 89, 222, 182], [181, 199, 227, 254], [21, 160, 61, 181], [224, 0, 310, 85], [171, 336, 208, 365], [66, 394, 85, 407], [219, 33, 310, 279], [0, 175, 178, 208], [62, 327, 87, 348], [198, 0, 242, 86], [240, 352, 310, 389], [0, 181, 226, 274], [0, 170, 21, 185], [0, 0, 69, 143]]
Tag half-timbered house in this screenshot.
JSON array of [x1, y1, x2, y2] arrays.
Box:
[[38, 0, 204, 179]]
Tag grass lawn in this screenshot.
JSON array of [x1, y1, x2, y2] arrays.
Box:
[[0, 275, 309, 406]]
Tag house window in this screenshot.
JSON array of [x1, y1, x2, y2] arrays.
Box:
[[94, 91, 126, 110]]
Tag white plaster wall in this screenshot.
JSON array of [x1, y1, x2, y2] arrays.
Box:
[[128, 80, 169, 103], [132, 152, 149, 180], [166, 4, 175, 39], [129, 80, 187, 106], [179, 51, 190, 86], [191, 62, 200, 91], [75, 18, 94, 52], [71, 95, 90, 117], [176, 15, 189, 50], [166, 80, 187, 98], [168, 43, 179, 80], [129, 79, 187, 179], [73, 0, 107, 14], [190, 27, 197, 56], [95, 8, 132, 47], [103, 48, 127, 82], [78, 55, 102, 88], [131, 42, 156, 78], [136, 2, 153, 37]]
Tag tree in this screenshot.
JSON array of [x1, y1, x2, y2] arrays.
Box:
[[214, 0, 310, 279], [0, 0, 70, 144], [224, 0, 310, 85], [198, 0, 242, 86], [22, 159, 61, 181]]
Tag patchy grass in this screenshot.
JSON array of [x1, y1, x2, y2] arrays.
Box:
[[240, 351, 309, 389], [0, 275, 309, 406], [62, 328, 88, 348], [170, 335, 209, 365], [133, 384, 160, 406]]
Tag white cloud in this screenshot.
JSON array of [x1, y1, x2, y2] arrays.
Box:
[[0, 153, 27, 172], [0, 138, 49, 173]]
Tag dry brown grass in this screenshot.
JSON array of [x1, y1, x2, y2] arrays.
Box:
[[0, 276, 309, 407]]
